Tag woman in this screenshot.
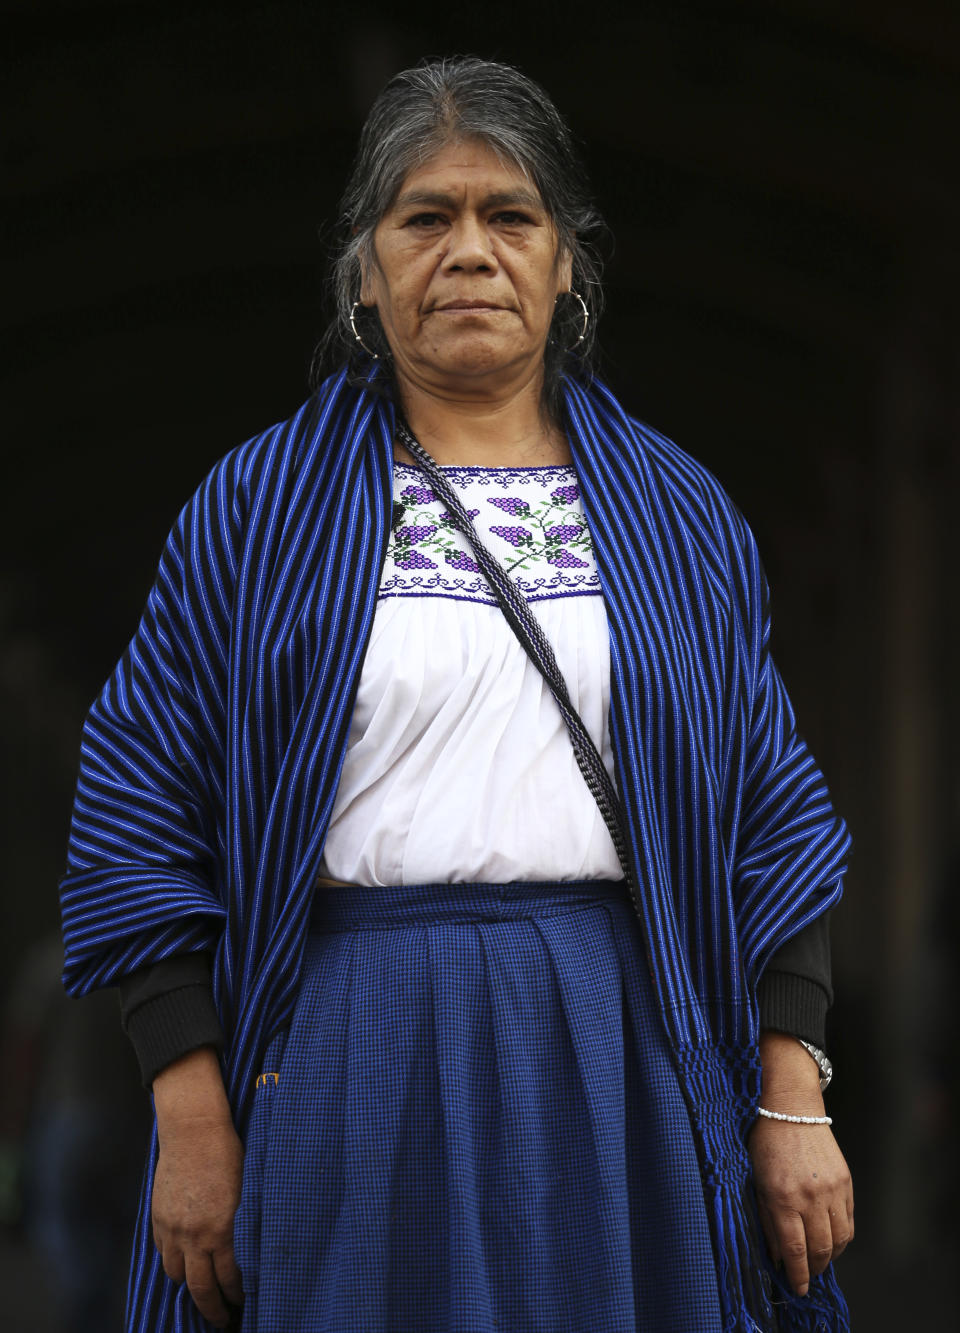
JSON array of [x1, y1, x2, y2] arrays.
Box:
[[59, 57, 854, 1333]]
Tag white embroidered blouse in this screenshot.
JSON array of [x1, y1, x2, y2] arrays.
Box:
[[318, 462, 621, 886]]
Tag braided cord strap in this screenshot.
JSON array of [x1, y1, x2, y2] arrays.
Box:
[[394, 420, 634, 889]]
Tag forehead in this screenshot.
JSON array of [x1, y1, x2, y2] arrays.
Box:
[[389, 138, 544, 208]]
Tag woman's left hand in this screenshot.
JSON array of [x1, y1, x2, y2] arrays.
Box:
[[747, 1031, 855, 1298]]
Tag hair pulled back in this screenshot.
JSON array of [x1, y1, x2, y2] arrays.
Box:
[[311, 56, 608, 418]]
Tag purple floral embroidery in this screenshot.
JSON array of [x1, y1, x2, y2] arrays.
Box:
[[400, 485, 436, 505], [395, 524, 437, 545], [545, 523, 584, 543], [490, 525, 533, 548], [394, 550, 437, 570], [487, 496, 530, 516], [388, 468, 596, 592], [444, 550, 480, 572], [546, 550, 588, 568]]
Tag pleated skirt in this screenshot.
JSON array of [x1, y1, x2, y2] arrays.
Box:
[[233, 879, 723, 1333]]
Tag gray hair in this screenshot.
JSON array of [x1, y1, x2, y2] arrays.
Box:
[[309, 56, 608, 419]]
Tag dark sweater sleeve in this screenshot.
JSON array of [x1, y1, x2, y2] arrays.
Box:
[[119, 908, 834, 1085], [757, 909, 832, 1049], [118, 952, 224, 1088]]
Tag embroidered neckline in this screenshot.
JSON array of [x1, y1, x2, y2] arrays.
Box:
[[384, 464, 598, 605], [395, 460, 575, 478]]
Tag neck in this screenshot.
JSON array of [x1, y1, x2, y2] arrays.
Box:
[[392, 367, 571, 467]]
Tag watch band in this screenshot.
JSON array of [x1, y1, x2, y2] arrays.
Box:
[[798, 1039, 833, 1092]]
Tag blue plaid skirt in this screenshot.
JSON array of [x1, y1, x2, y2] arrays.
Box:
[[233, 880, 723, 1332]]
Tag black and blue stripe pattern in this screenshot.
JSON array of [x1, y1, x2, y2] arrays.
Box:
[[59, 367, 851, 1332]]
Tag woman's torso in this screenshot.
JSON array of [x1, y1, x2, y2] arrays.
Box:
[[318, 460, 621, 886]]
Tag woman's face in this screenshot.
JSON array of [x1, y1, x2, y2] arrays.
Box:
[[360, 139, 572, 396]]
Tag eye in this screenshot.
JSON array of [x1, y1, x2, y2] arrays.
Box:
[[492, 210, 533, 225], [405, 212, 446, 228]]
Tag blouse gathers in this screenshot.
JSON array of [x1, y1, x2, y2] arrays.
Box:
[[318, 461, 622, 886]]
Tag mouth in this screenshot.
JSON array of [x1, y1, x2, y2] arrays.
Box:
[[433, 301, 504, 312]]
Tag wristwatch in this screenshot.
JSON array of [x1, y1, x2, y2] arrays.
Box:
[[798, 1039, 833, 1092]]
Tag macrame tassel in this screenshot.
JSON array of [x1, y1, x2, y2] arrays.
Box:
[[674, 1043, 850, 1333], [767, 1262, 851, 1333]]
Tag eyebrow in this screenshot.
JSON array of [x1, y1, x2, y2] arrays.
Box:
[[392, 188, 545, 212]]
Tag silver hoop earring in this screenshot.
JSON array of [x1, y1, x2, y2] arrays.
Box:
[[349, 301, 379, 359], [556, 290, 589, 351]]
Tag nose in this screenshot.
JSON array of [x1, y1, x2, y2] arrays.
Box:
[[441, 214, 497, 273]]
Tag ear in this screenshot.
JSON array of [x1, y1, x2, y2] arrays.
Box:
[[359, 267, 375, 308], [556, 246, 574, 296], [357, 237, 379, 309]]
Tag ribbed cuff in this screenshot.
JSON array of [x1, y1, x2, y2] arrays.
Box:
[[757, 971, 829, 1049], [118, 951, 213, 1019], [125, 985, 225, 1088]]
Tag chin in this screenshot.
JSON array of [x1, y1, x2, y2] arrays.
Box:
[[424, 335, 528, 380]]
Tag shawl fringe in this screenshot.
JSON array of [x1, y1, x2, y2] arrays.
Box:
[[676, 1043, 850, 1333]]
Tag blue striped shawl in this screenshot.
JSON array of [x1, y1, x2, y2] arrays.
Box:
[[59, 367, 851, 1333]]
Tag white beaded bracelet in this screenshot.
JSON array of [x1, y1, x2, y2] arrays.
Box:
[[757, 1106, 832, 1125]]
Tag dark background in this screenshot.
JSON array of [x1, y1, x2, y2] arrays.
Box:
[[3, 0, 958, 1327]]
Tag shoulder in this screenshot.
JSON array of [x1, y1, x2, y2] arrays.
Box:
[[566, 375, 755, 562], [624, 412, 754, 558], [169, 381, 351, 561], [608, 396, 766, 621], [624, 416, 768, 633], [187, 389, 334, 524], [189, 366, 390, 523], [165, 368, 390, 588], [145, 395, 319, 618]]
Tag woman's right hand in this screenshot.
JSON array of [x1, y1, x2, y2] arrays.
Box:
[[151, 1046, 244, 1328]]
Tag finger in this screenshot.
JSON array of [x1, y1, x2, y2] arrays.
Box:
[[756, 1200, 782, 1269], [803, 1209, 835, 1282], [152, 1198, 164, 1255], [772, 1212, 810, 1298], [160, 1240, 186, 1286], [213, 1244, 244, 1309], [184, 1250, 230, 1329], [833, 1165, 855, 1253], [828, 1202, 854, 1259]]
